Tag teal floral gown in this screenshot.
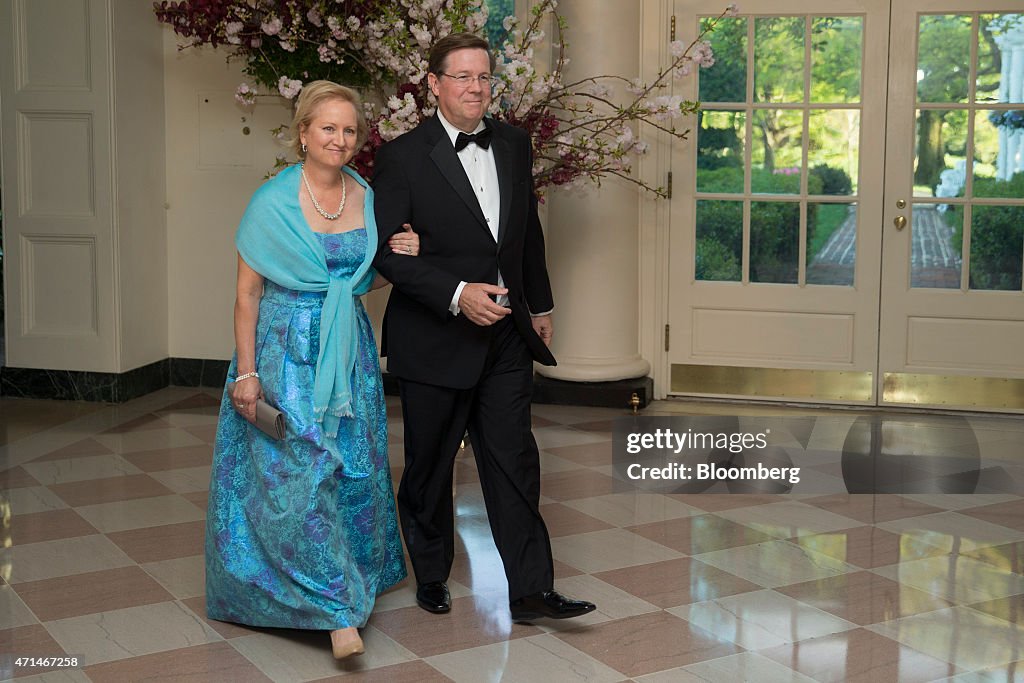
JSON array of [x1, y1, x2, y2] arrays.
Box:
[[205, 229, 406, 630]]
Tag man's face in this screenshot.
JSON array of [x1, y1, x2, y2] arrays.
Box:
[[428, 47, 492, 132]]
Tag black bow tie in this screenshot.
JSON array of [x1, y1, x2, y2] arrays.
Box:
[[454, 128, 492, 152]]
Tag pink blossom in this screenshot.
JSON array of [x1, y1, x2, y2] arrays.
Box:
[[261, 17, 282, 36], [278, 76, 302, 99], [235, 82, 257, 106]]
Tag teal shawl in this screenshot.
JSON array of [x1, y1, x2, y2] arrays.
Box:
[[235, 164, 377, 438]]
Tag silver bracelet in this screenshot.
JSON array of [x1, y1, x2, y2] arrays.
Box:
[[234, 371, 260, 382]]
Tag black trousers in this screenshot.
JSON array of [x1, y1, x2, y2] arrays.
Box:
[[396, 317, 554, 601]]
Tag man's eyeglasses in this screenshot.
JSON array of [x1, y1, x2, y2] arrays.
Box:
[[439, 73, 494, 87]]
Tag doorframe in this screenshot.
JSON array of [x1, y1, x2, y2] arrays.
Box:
[[639, 0, 676, 400]]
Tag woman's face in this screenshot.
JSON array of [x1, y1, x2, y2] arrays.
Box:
[[300, 98, 359, 169]]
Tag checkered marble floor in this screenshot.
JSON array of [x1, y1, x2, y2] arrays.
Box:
[[2, 387, 1023, 682]]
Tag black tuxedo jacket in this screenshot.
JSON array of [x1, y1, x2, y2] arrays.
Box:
[[372, 115, 556, 389]]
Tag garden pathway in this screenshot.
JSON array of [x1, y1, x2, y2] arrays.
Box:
[[806, 204, 961, 288]]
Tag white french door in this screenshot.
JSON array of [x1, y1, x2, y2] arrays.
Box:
[[878, 2, 1024, 409], [665, 0, 1024, 412]]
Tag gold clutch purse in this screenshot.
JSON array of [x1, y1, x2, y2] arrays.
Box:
[[254, 399, 286, 440]]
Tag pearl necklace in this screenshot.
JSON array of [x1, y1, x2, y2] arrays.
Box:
[[301, 165, 346, 220]]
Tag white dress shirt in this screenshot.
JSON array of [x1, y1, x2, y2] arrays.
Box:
[[437, 111, 509, 314]]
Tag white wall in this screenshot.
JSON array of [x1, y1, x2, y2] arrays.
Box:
[[162, 34, 292, 360]]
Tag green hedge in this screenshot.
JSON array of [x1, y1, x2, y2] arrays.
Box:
[[695, 168, 833, 282], [945, 173, 1024, 290]]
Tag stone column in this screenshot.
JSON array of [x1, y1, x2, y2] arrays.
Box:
[[537, 0, 650, 382]]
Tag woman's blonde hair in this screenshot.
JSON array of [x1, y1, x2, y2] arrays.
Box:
[[288, 80, 368, 160]]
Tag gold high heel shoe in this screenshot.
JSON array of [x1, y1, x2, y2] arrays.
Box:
[[330, 627, 365, 659]]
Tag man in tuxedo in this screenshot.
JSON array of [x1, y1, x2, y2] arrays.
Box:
[[372, 33, 595, 622]]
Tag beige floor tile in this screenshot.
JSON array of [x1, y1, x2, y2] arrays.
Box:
[[544, 441, 613, 468], [537, 451, 589, 474], [793, 525, 951, 569], [367, 579, 471, 614], [82, 641, 270, 683], [872, 554, 1024, 604], [101, 414, 174, 434], [868, 607, 1023, 671], [803, 494, 946, 524], [546, 573, 661, 626], [181, 490, 209, 512], [140, 555, 205, 600], [9, 509, 97, 547], [539, 470, 617, 502], [47, 474, 174, 508], [551, 528, 684, 573], [878, 511, 1024, 554], [776, 570, 954, 625], [962, 540, 1024, 575], [309, 659, 454, 682], [106, 520, 206, 564], [3, 487, 68, 516], [44, 600, 223, 666], [74, 495, 204, 534], [159, 411, 220, 428], [553, 610, 741, 678], [425, 633, 625, 683], [30, 438, 114, 463], [628, 513, 778, 556], [369, 596, 541, 658], [231, 624, 416, 681], [595, 557, 760, 608], [21, 455, 142, 486], [671, 588, 857, 650], [93, 428, 205, 456], [537, 503, 613, 537], [120, 445, 214, 473], [713, 500, 863, 539], [7, 669, 94, 682], [696, 540, 856, 588], [959, 499, 1024, 533], [13, 566, 174, 621], [899, 494, 1020, 511], [676, 493, 787, 513], [530, 405, 626, 425], [942, 662, 1024, 683], [562, 492, 700, 527], [148, 466, 212, 494], [0, 584, 39, 629], [178, 595, 271, 640], [967, 593, 1024, 624], [679, 651, 818, 683], [759, 627, 960, 682], [3, 535, 133, 584], [0, 467, 41, 490], [531, 426, 611, 451]]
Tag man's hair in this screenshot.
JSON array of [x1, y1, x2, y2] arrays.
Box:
[[287, 80, 368, 159], [428, 33, 495, 76]]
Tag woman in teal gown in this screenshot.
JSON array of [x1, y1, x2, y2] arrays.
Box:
[[205, 81, 415, 659]]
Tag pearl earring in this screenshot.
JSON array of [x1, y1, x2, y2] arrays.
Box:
[[301, 143, 307, 153]]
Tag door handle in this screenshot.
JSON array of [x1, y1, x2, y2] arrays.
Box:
[[893, 215, 907, 230]]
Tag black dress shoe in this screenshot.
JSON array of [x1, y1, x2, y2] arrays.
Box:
[[509, 590, 596, 621], [415, 581, 451, 614]]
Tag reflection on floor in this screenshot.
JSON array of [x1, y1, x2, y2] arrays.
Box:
[[1, 387, 1022, 682]]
